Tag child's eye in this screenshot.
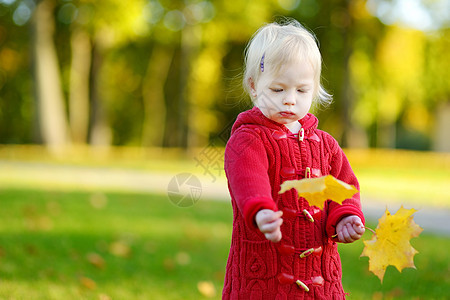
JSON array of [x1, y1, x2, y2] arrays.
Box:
[[298, 88, 309, 93], [270, 88, 283, 92]]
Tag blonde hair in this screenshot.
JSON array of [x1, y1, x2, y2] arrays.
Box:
[[243, 19, 332, 106]]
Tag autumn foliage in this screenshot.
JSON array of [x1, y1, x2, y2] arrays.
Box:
[[279, 175, 359, 209], [361, 206, 423, 282], [280, 176, 423, 283]]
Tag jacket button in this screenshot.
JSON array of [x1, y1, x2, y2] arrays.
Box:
[[277, 273, 325, 291], [280, 167, 296, 178], [299, 246, 323, 258], [277, 272, 295, 285], [282, 208, 297, 219], [280, 167, 297, 178], [272, 130, 287, 140], [278, 244, 295, 255]]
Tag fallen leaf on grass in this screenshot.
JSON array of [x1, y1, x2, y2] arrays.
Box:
[[86, 252, 106, 269], [361, 206, 423, 282], [22, 205, 54, 231], [175, 252, 191, 266], [279, 175, 358, 209], [98, 293, 112, 300], [144, 241, 157, 254], [80, 276, 97, 290], [197, 281, 216, 298], [109, 240, 131, 258], [25, 244, 38, 256], [163, 257, 176, 271], [46, 201, 61, 216], [89, 193, 108, 210]]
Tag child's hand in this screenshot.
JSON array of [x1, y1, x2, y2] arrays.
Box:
[[335, 215, 365, 243], [255, 209, 283, 243]]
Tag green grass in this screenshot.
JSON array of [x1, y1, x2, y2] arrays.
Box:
[[0, 189, 449, 299], [0, 189, 231, 299]]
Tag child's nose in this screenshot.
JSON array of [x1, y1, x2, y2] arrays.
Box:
[[283, 91, 296, 105]]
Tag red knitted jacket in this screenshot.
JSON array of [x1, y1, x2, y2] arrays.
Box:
[[222, 107, 365, 300]]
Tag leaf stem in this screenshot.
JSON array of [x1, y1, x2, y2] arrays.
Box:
[[365, 226, 376, 235]]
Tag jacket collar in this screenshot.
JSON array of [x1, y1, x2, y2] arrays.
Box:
[[231, 107, 319, 135]]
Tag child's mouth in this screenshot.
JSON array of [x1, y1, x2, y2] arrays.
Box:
[[279, 111, 296, 117]]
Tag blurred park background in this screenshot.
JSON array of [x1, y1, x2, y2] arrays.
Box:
[[0, 0, 449, 299]]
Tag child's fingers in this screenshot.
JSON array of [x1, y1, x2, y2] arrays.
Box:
[[262, 210, 283, 222], [339, 223, 359, 243], [255, 210, 284, 243], [265, 228, 282, 243], [353, 223, 365, 235], [346, 224, 364, 242], [259, 218, 283, 234], [338, 224, 352, 243], [335, 215, 364, 243], [256, 210, 283, 228]]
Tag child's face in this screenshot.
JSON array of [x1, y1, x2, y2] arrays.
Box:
[[252, 59, 315, 132]]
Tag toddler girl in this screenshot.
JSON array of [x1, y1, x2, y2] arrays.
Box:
[[223, 19, 365, 299]]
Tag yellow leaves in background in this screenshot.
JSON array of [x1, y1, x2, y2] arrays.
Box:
[[279, 175, 358, 209], [361, 206, 423, 282]]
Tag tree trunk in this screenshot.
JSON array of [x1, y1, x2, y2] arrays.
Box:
[[89, 42, 111, 147], [339, 0, 354, 148], [69, 27, 91, 144], [141, 45, 173, 147], [32, 0, 70, 152], [177, 28, 192, 149], [433, 102, 450, 152]]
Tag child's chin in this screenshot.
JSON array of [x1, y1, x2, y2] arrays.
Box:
[[277, 119, 298, 125]]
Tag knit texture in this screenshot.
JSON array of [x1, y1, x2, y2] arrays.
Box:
[[223, 107, 365, 299]]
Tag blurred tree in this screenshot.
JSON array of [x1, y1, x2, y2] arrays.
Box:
[[68, 25, 90, 144], [141, 0, 194, 148], [200, 0, 279, 146], [141, 44, 173, 147], [0, 0, 448, 151], [0, 0, 148, 149], [32, 0, 71, 152], [376, 27, 426, 148], [143, 0, 276, 148], [350, 5, 449, 149], [0, 2, 33, 144], [67, 0, 148, 146], [424, 28, 450, 151]]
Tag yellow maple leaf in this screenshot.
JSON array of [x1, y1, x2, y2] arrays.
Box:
[[279, 175, 358, 209], [361, 206, 423, 282]]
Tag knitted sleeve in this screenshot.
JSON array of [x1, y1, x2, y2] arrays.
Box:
[[224, 128, 278, 229], [324, 135, 365, 240]]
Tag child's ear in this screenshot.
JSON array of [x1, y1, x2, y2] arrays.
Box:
[[248, 77, 257, 98]]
